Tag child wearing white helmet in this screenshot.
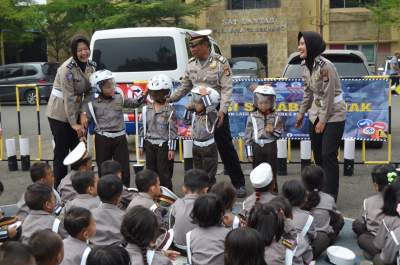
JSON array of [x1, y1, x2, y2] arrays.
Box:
[[82, 69, 146, 186], [184, 85, 220, 185], [244, 84, 282, 191], [139, 74, 178, 190]]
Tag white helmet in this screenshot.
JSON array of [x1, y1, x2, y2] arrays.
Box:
[[148, 74, 173, 91], [90, 70, 115, 94], [253, 85, 276, 110], [254, 85, 276, 96], [191, 86, 220, 105]]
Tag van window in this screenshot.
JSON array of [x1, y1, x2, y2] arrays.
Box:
[[93, 37, 177, 72], [24, 65, 38, 76]]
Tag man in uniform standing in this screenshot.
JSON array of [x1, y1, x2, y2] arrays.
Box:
[[168, 30, 246, 197]]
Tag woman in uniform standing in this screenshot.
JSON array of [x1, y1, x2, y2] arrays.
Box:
[[295, 31, 346, 201], [46, 35, 96, 187]]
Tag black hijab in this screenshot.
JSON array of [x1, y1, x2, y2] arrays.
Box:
[[298, 31, 326, 73]]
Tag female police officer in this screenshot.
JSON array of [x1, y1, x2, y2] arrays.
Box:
[[46, 35, 96, 187], [295, 31, 346, 200]]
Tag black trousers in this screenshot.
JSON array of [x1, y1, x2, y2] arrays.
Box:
[[144, 141, 173, 190], [193, 143, 218, 186], [309, 119, 345, 199], [48, 118, 79, 188], [252, 141, 278, 191], [95, 133, 131, 187], [214, 112, 245, 188]]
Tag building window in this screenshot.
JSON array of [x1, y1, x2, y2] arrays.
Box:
[[330, 0, 376, 8], [345, 44, 376, 63], [228, 0, 280, 10]]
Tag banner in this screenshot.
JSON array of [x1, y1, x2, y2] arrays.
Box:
[[118, 78, 389, 142]]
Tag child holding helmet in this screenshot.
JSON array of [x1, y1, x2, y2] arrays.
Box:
[[82, 69, 146, 187], [139, 74, 178, 190], [244, 84, 282, 190], [184, 85, 220, 186]]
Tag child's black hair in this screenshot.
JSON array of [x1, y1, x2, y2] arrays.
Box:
[[30, 162, 51, 183], [269, 196, 293, 218], [71, 171, 96, 194], [210, 181, 236, 211], [71, 156, 92, 171], [282, 179, 306, 207], [121, 206, 159, 265], [87, 245, 131, 265], [301, 165, 324, 211], [382, 181, 400, 216], [135, 169, 158, 193], [191, 193, 225, 228], [28, 229, 63, 265], [100, 160, 122, 177], [184, 169, 210, 192], [372, 164, 397, 192], [0, 241, 34, 265], [0, 180, 4, 195], [64, 207, 92, 238], [24, 183, 53, 211], [247, 203, 285, 246], [224, 227, 267, 265], [97, 174, 123, 203]]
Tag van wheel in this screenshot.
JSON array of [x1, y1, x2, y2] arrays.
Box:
[[24, 90, 37, 105]]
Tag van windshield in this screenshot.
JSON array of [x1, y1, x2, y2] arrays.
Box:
[[92, 37, 177, 72]]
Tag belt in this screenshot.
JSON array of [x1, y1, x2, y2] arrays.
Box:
[[255, 139, 274, 147], [147, 139, 167, 146], [96, 130, 126, 138], [193, 138, 215, 147], [173, 242, 187, 251], [51, 88, 63, 99]]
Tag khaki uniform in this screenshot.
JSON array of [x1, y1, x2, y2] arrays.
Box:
[[60, 236, 90, 265], [58, 170, 78, 204], [125, 243, 172, 265], [127, 192, 157, 211], [374, 225, 400, 265], [91, 203, 124, 246], [21, 210, 64, 243], [264, 222, 298, 265], [62, 194, 101, 214], [374, 216, 400, 251], [242, 192, 276, 213], [170, 194, 199, 247], [189, 226, 229, 265], [119, 186, 138, 210], [140, 104, 178, 190]]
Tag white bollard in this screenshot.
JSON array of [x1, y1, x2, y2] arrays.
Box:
[[19, 138, 30, 171], [300, 140, 312, 171], [343, 139, 355, 176], [6, 138, 18, 171], [277, 139, 287, 175], [183, 140, 193, 171]]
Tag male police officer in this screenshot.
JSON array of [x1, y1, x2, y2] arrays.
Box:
[[168, 30, 246, 197]]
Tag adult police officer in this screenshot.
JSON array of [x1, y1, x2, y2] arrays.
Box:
[[295, 31, 346, 200], [46, 35, 96, 187], [168, 30, 246, 197]]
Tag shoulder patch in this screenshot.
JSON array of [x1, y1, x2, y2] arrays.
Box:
[[216, 55, 227, 64], [66, 61, 74, 69], [317, 59, 326, 67], [88, 60, 97, 68], [188, 57, 196, 63]]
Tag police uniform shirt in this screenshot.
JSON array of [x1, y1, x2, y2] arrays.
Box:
[[362, 193, 385, 236], [378, 225, 400, 264], [84, 94, 144, 133], [189, 225, 230, 265], [63, 194, 101, 214], [265, 222, 298, 265], [311, 191, 336, 234], [119, 186, 138, 210], [188, 97, 218, 142], [91, 203, 124, 246], [58, 170, 78, 204], [125, 243, 172, 265], [170, 53, 232, 114], [170, 194, 199, 246], [242, 192, 276, 213], [374, 215, 400, 251], [299, 56, 346, 124], [60, 236, 89, 265], [21, 210, 62, 243], [126, 192, 156, 211], [46, 57, 96, 125]]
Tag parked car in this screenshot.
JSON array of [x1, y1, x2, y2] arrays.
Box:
[[229, 57, 266, 79], [0, 62, 59, 105], [377, 56, 400, 94]]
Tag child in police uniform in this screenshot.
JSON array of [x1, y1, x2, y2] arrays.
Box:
[[28, 229, 64, 265], [140, 74, 178, 190], [61, 207, 95, 265], [83, 70, 146, 187], [127, 169, 161, 211], [184, 86, 219, 186], [245, 85, 282, 190], [91, 174, 124, 246]]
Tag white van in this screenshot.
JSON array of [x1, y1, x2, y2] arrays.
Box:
[[90, 27, 222, 83]]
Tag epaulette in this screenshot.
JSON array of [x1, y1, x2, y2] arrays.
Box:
[[317, 57, 326, 67], [188, 57, 196, 63], [88, 60, 97, 68], [66, 60, 76, 69], [215, 55, 227, 64]]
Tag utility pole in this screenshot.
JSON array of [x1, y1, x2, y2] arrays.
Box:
[[0, 30, 4, 65], [319, 0, 323, 36]]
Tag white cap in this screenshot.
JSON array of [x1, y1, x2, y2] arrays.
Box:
[[327, 246, 355, 265], [254, 85, 276, 96], [63, 142, 88, 166], [250, 163, 273, 189], [191, 86, 220, 104], [159, 186, 179, 207]]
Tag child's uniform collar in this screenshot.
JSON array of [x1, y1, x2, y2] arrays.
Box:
[[138, 192, 155, 200], [148, 103, 170, 113], [253, 109, 275, 117], [183, 193, 199, 200], [100, 202, 120, 210], [30, 210, 53, 216], [76, 194, 96, 199]]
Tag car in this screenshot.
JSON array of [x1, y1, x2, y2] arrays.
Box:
[[0, 62, 59, 105], [282, 49, 371, 78], [377, 56, 400, 94], [229, 57, 266, 79]]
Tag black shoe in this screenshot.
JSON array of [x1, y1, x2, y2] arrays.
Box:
[[236, 186, 247, 198]]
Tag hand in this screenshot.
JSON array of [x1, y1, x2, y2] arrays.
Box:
[[265, 124, 273, 133], [239, 216, 247, 227], [223, 212, 234, 227], [80, 113, 88, 129], [139, 148, 144, 158], [186, 103, 194, 111], [7, 226, 18, 239], [248, 156, 253, 162], [168, 150, 175, 160], [71, 124, 85, 138], [163, 250, 180, 260], [295, 113, 304, 128], [314, 122, 326, 134], [199, 86, 208, 96], [217, 111, 224, 128]]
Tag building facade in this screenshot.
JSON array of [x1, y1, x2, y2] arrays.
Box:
[[192, 0, 400, 77]]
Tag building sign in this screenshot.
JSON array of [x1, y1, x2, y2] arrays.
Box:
[[216, 16, 286, 33]]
